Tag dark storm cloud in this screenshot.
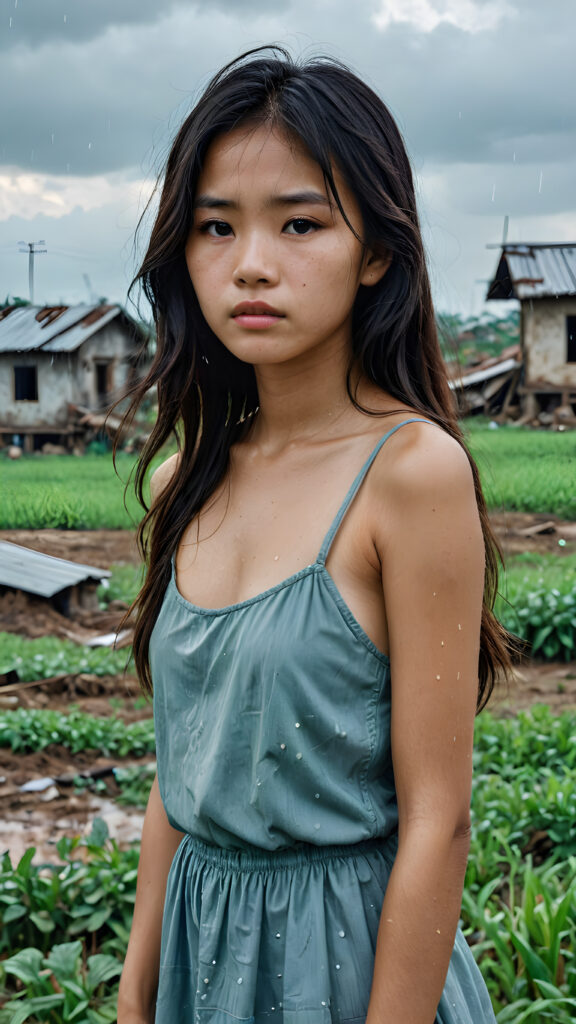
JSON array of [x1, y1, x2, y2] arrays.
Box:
[[0, 0, 574, 211], [0, 0, 285, 49]]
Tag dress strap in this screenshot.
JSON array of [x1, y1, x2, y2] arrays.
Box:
[[316, 418, 437, 566]]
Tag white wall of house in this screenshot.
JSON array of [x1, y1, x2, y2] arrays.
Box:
[[74, 323, 138, 409], [522, 298, 576, 388], [0, 351, 77, 429]]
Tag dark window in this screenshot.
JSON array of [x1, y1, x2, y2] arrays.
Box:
[[14, 365, 38, 401], [95, 361, 113, 403], [567, 316, 576, 363]]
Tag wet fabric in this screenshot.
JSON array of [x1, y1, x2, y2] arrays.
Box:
[[150, 418, 497, 1023]]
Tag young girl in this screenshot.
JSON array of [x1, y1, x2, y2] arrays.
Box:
[[117, 47, 514, 1024]]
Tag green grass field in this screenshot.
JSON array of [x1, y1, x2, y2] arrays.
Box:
[[465, 421, 576, 520], [0, 421, 574, 528]]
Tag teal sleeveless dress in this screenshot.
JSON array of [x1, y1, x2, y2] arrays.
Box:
[[150, 419, 496, 1024]]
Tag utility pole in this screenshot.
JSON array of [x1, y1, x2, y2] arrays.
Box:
[[17, 240, 47, 303]]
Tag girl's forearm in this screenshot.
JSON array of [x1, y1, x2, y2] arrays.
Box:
[[366, 823, 471, 1024], [117, 777, 184, 1023]]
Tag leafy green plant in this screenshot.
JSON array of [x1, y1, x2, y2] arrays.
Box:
[[97, 564, 143, 608], [0, 634, 130, 683], [0, 941, 121, 1024], [0, 707, 154, 756], [0, 820, 139, 958]]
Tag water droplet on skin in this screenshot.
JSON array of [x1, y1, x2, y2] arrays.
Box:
[[436, 674, 441, 680], [441, 640, 445, 647], [436, 929, 442, 934], [295, 722, 301, 728], [296, 752, 303, 760], [457, 671, 460, 680], [432, 591, 437, 597], [458, 623, 462, 630], [338, 930, 345, 937], [237, 977, 243, 984], [453, 736, 456, 743], [386, 917, 394, 923]]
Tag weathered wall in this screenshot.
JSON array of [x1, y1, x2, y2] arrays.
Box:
[[523, 298, 576, 388], [0, 351, 77, 429], [74, 323, 138, 408]]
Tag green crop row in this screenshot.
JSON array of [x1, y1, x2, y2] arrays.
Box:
[[0, 707, 154, 757], [0, 633, 129, 683], [496, 553, 576, 661]]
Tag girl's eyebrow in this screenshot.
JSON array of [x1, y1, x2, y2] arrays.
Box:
[[193, 190, 333, 210]]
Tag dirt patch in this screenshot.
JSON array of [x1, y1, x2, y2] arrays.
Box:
[[489, 511, 576, 557], [493, 660, 576, 715], [0, 588, 133, 645], [0, 529, 141, 567]]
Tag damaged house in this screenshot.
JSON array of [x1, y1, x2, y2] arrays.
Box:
[[486, 242, 576, 423], [0, 304, 149, 451]]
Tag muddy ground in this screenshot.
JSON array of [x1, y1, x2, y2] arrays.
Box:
[[1, 515, 575, 862]]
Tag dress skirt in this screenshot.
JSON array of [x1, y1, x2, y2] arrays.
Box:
[[154, 834, 496, 1024]]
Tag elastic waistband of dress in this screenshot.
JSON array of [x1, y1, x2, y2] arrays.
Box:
[[179, 833, 398, 872]]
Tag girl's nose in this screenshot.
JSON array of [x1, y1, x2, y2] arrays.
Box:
[[233, 233, 279, 287]]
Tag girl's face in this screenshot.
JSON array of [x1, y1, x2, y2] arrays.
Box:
[[185, 123, 388, 367]]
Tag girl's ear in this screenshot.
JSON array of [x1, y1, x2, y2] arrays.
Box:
[[359, 249, 392, 287]]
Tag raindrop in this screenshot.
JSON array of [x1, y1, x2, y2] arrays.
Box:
[[211, 960, 216, 965], [322, 1001, 327, 1007], [335, 963, 341, 970], [88, 142, 92, 150], [295, 752, 303, 760], [200, 993, 207, 1001], [275, 932, 281, 939], [314, 792, 320, 799], [63, 13, 67, 22], [204, 978, 209, 984], [435, 674, 441, 680], [277, 973, 282, 978], [538, 170, 543, 193], [9, 16, 12, 27], [338, 930, 345, 938], [271, 1007, 276, 1012], [295, 722, 301, 729], [513, 151, 516, 162], [314, 823, 321, 830], [51, 133, 55, 145], [237, 977, 243, 985], [274, 555, 279, 561], [280, 743, 286, 750], [491, 184, 496, 203]]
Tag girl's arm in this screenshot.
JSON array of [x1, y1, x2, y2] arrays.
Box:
[[117, 776, 184, 1023], [118, 455, 184, 1023], [366, 424, 485, 1024]]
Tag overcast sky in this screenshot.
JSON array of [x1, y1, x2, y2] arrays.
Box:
[[0, 0, 574, 316]]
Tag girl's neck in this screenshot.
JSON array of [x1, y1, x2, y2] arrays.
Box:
[[249, 344, 364, 454]]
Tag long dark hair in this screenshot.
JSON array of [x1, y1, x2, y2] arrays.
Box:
[[121, 45, 517, 707]]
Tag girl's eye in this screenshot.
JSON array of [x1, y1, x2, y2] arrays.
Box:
[[284, 218, 319, 236], [200, 220, 233, 237]]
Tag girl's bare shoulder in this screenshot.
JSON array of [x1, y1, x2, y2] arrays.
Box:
[[150, 452, 181, 504]]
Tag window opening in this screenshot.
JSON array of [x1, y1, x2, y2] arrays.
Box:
[[14, 365, 38, 401]]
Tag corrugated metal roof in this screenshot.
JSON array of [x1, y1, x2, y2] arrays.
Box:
[[448, 356, 520, 389], [487, 243, 576, 300], [0, 304, 123, 354], [0, 541, 110, 598]]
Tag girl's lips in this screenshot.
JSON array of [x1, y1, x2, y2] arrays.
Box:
[[232, 313, 284, 329]]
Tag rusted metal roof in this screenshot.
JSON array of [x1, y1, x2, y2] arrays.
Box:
[[487, 243, 576, 301], [0, 304, 129, 354], [0, 541, 110, 598]]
